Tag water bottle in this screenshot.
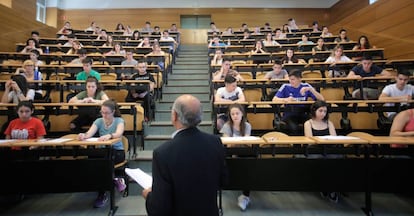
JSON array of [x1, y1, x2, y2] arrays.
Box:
[[45, 46, 49, 54]]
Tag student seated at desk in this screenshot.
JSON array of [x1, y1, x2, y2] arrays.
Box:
[[104, 42, 126, 56], [29, 49, 44, 67], [68, 77, 109, 132], [390, 108, 414, 137], [389, 108, 414, 148], [303, 100, 340, 203], [75, 57, 101, 81], [78, 99, 126, 208], [347, 55, 391, 99], [137, 37, 152, 48], [102, 35, 115, 47], [334, 29, 350, 43], [324, 45, 353, 77], [1, 75, 36, 136], [4, 101, 46, 145], [68, 48, 87, 65], [272, 69, 324, 135], [212, 59, 244, 81], [219, 104, 252, 211], [1, 75, 35, 104], [15, 60, 44, 100], [66, 40, 82, 55], [4, 100, 46, 139], [379, 70, 414, 120], [211, 49, 224, 65], [311, 37, 329, 62], [146, 43, 166, 71], [249, 40, 269, 64], [352, 35, 376, 61], [215, 75, 246, 130], [264, 60, 288, 99], [281, 48, 307, 64], [124, 61, 155, 121], [263, 32, 281, 47], [20, 38, 43, 54]]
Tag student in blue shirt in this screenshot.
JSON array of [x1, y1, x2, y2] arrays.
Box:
[[272, 69, 324, 135]]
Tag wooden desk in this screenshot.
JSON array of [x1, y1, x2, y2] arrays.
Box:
[[0, 137, 120, 215], [224, 135, 414, 216]]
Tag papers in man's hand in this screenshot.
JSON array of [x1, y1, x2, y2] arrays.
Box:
[[315, 135, 360, 140], [221, 136, 261, 141], [125, 168, 152, 189]]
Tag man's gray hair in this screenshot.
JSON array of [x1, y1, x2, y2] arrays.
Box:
[[172, 96, 203, 127]]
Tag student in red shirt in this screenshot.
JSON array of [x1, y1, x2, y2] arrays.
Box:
[[4, 100, 46, 140]]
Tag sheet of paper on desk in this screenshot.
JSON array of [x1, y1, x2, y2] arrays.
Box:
[[316, 135, 360, 140], [85, 138, 100, 142], [221, 136, 261, 141], [0, 140, 14, 144], [44, 138, 73, 143], [125, 168, 152, 189]]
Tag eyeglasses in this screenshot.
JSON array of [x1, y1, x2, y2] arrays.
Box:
[[100, 110, 113, 115], [25, 65, 34, 67]]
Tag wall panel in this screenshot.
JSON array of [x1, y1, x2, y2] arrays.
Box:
[[0, 4, 57, 51], [330, 0, 414, 59], [58, 8, 330, 32]]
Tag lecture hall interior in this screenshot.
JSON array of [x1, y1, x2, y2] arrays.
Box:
[[0, 0, 414, 215]]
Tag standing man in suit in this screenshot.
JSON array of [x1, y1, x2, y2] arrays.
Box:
[[142, 94, 227, 216]]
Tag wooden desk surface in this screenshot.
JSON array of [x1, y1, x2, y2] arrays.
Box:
[[12, 138, 67, 147], [362, 136, 414, 145], [310, 136, 369, 145], [65, 138, 120, 146], [263, 136, 315, 145], [0, 139, 21, 147]]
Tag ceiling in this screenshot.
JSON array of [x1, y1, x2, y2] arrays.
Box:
[[47, 0, 341, 9]]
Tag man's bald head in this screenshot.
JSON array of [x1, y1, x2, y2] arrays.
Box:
[[172, 94, 202, 127]]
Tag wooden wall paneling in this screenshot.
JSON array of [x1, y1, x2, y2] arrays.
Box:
[[58, 8, 330, 34], [11, 0, 37, 21], [0, 4, 57, 51], [329, 0, 414, 59], [328, 0, 368, 25]]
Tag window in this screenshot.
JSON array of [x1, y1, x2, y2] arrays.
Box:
[[369, 0, 378, 4], [36, 0, 46, 23]]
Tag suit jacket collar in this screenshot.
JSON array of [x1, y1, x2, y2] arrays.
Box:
[[173, 127, 199, 139]]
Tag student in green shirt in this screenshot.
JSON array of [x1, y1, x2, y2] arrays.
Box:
[[76, 57, 101, 80]]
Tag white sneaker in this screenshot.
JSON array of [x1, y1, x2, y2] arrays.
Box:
[[237, 194, 250, 211]]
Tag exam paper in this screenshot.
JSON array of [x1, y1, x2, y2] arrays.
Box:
[[221, 136, 261, 141], [125, 168, 152, 189], [315, 135, 360, 140]]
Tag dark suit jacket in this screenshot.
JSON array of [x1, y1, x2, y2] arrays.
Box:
[[146, 127, 227, 216]]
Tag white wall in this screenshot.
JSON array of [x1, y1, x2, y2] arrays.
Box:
[[50, 0, 340, 9]]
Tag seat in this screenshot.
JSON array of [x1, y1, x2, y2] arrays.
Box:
[[260, 131, 292, 157], [114, 135, 129, 197], [0, 72, 13, 80], [49, 73, 71, 80], [100, 73, 117, 80], [302, 70, 322, 79]]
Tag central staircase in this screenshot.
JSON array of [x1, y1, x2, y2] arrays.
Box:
[[134, 44, 212, 170]]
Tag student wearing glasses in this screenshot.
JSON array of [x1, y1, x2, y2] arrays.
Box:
[[78, 99, 126, 208]]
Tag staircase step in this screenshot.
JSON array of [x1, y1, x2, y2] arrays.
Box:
[[168, 68, 209, 75], [163, 86, 210, 93], [161, 93, 210, 101], [173, 65, 209, 70], [167, 79, 209, 85], [157, 101, 212, 110]]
